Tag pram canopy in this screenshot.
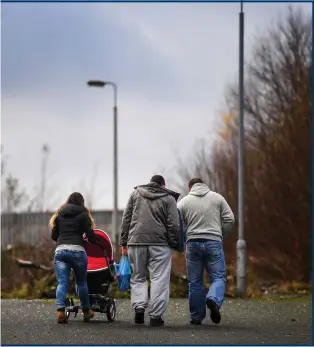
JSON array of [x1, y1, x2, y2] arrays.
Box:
[[84, 229, 113, 272]]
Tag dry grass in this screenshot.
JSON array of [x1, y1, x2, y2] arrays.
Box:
[[1, 244, 311, 299]]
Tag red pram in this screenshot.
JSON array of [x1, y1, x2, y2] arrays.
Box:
[[85, 229, 114, 272], [65, 229, 116, 321]]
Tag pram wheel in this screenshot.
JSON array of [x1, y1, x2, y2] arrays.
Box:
[[65, 298, 71, 320], [106, 299, 116, 322]]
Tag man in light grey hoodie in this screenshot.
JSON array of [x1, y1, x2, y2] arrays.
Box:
[[177, 178, 234, 325]]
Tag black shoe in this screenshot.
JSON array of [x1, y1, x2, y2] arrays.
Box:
[[150, 317, 164, 327], [134, 308, 145, 324], [190, 320, 202, 325], [206, 299, 221, 324]]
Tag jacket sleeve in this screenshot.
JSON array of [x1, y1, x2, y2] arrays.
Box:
[[177, 198, 187, 241], [220, 196, 235, 239], [82, 213, 98, 244], [120, 191, 134, 247], [85, 228, 97, 244], [166, 196, 180, 249], [51, 216, 59, 242], [177, 198, 185, 228]]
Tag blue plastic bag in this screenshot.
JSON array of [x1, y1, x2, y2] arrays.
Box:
[[114, 254, 131, 292]]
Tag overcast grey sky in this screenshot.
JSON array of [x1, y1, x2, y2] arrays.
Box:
[[1, 2, 311, 210]]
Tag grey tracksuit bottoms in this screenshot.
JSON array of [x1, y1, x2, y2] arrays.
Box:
[[128, 245, 172, 318]]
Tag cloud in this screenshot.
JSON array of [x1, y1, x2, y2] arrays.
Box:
[[1, 3, 185, 102], [2, 91, 217, 208], [1, 2, 311, 210]]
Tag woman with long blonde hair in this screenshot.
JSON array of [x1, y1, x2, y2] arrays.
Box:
[[50, 192, 97, 323]]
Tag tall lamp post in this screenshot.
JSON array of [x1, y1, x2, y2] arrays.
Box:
[[87, 80, 119, 257], [237, 1, 246, 297]]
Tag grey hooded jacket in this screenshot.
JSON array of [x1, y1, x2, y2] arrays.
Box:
[[120, 182, 181, 248], [177, 183, 235, 242]]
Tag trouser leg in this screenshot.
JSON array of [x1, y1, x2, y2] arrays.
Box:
[[148, 246, 172, 318], [186, 242, 206, 322], [128, 246, 149, 311]]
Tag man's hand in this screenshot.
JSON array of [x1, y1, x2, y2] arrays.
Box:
[[121, 246, 128, 255]]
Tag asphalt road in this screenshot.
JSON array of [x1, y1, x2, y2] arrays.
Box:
[[1, 298, 312, 345]]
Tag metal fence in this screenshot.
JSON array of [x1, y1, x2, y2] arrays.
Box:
[[0, 210, 124, 249]]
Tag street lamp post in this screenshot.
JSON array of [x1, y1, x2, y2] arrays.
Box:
[[237, 2, 246, 297], [87, 80, 119, 258]]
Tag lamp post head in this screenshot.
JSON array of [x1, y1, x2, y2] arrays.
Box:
[[87, 80, 106, 88], [87, 80, 117, 106]]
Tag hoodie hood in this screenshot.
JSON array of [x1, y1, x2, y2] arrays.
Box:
[[59, 203, 86, 217], [189, 183, 210, 197], [135, 182, 180, 201]]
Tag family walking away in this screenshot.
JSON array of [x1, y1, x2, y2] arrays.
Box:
[[50, 175, 234, 326]]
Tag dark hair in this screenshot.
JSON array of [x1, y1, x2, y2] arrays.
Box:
[[66, 192, 84, 206], [150, 175, 166, 186], [49, 192, 95, 229], [188, 178, 203, 189]]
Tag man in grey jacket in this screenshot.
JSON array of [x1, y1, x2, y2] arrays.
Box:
[[177, 178, 234, 325], [120, 175, 180, 327]]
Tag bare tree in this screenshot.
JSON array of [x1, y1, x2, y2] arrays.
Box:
[[28, 144, 61, 212], [174, 6, 312, 282], [1, 145, 59, 212], [1, 175, 28, 213], [1, 147, 29, 213]]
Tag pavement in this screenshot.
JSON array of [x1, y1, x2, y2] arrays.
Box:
[[1, 298, 312, 345]]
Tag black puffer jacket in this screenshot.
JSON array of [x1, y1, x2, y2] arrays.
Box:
[[120, 182, 180, 248], [51, 203, 97, 247]]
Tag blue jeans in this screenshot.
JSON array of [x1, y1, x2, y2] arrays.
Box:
[[186, 240, 226, 322], [54, 249, 90, 312]]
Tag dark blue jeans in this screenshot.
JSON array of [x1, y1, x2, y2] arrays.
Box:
[[54, 249, 90, 311], [186, 240, 226, 322]]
